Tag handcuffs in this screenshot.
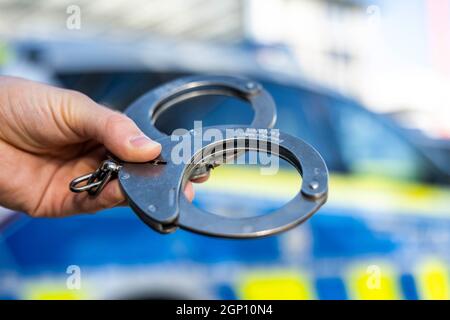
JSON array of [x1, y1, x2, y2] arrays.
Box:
[[70, 75, 328, 238]]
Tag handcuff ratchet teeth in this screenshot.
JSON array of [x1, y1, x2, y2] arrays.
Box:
[[69, 75, 328, 238]]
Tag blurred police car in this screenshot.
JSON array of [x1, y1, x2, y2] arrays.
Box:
[[0, 39, 449, 300]]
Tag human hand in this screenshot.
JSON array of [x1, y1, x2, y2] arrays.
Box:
[[0, 76, 196, 217]]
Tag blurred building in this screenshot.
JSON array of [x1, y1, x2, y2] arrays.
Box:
[[0, 0, 449, 138], [245, 0, 450, 139], [0, 0, 245, 42]]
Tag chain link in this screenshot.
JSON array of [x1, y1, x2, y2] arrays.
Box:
[[69, 158, 122, 196]]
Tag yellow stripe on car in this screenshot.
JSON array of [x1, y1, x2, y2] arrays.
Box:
[[346, 262, 402, 300], [195, 166, 450, 216], [415, 259, 449, 300], [237, 270, 314, 300], [23, 283, 87, 300]]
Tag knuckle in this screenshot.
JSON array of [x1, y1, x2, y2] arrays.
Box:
[[61, 89, 89, 110], [65, 88, 88, 101], [1, 78, 28, 109], [97, 195, 115, 211], [104, 113, 129, 133]]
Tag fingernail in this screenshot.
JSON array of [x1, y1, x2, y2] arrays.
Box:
[[129, 135, 161, 149]]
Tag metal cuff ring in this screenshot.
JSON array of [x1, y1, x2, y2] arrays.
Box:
[[118, 126, 328, 238]]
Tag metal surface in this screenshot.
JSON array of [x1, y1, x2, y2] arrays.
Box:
[[124, 75, 277, 140], [119, 127, 328, 238], [70, 158, 122, 195]]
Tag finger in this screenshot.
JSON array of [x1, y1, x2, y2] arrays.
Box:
[[65, 179, 195, 215], [60, 89, 161, 162], [184, 181, 195, 202], [64, 179, 125, 216], [190, 171, 210, 183]]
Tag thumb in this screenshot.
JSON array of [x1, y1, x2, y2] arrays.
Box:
[[64, 90, 161, 162]]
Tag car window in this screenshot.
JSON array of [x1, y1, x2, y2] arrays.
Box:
[[261, 82, 345, 172], [330, 99, 425, 181], [262, 82, 427, 181]]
